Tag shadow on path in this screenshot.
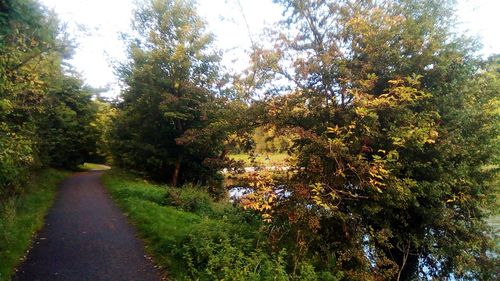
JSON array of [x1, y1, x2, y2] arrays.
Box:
[[14, 171, 162, 281]]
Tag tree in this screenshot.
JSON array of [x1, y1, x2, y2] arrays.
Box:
[[111, 0, 229, 189], [241, 0, 498, 279]]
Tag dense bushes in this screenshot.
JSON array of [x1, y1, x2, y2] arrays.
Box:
[[163, 185, 215, 216]]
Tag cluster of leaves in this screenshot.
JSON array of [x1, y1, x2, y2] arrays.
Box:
[[239, 0, 499, 280], [0, 0, 101, 197]]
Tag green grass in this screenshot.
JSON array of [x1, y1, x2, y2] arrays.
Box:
[[101, 169, 232, 277], [0, 168, 69, 281], [229, 153, 289, 166], [101, 169, 301, 280], [78, 162, 110, 171]]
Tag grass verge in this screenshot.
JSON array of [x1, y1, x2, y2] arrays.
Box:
[[0, 168, 69, 281]]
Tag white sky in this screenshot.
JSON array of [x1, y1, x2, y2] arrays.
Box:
[[39, 0, 500, 97]]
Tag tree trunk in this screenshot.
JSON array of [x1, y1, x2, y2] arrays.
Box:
[[172, 155, 182, 186], [389, 246, 418, 280]]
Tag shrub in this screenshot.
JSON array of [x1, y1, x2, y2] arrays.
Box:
[[162, 184, 214, 216], [177, 220, 289, 281]]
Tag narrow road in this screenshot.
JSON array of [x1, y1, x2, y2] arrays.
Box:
[[14, 171, 162, 281]]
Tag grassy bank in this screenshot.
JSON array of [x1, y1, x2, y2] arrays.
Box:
[[102, 169, 338, 280], [0, 168, 69, 281]]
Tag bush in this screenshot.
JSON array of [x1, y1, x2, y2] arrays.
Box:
[[162, 184, 214, 216], [175, 219, 289, 281]]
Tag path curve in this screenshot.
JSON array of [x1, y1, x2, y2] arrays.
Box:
[[14, 171, 162, 281]]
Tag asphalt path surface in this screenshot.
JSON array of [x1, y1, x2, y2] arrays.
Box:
[[14, 171, 162, 281]]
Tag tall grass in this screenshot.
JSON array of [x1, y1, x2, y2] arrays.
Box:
[[0, 168, 69, 281]]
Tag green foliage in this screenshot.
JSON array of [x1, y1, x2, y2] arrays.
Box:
[[0, 168, 69, 281], [229, 126, 293, 154], [37, 76, 100, 169], [110, 0, 232, 190], [89, 98, 117, 164], [240, 0, 499, 279], [0, 0, 99, 196], [102, 169, 340, 280], [253, 126, 292, 154], [163, 184, 215, 216], [0, 0, 57, 196]]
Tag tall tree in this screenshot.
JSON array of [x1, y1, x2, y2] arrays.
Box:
[[112, 0, 229, 189], [242, 0, 498, 279]]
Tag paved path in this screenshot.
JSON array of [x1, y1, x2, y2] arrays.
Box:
[[14, 171, 162, 281]]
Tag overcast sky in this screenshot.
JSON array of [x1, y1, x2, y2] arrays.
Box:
[[39, 0, 500, 97]]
